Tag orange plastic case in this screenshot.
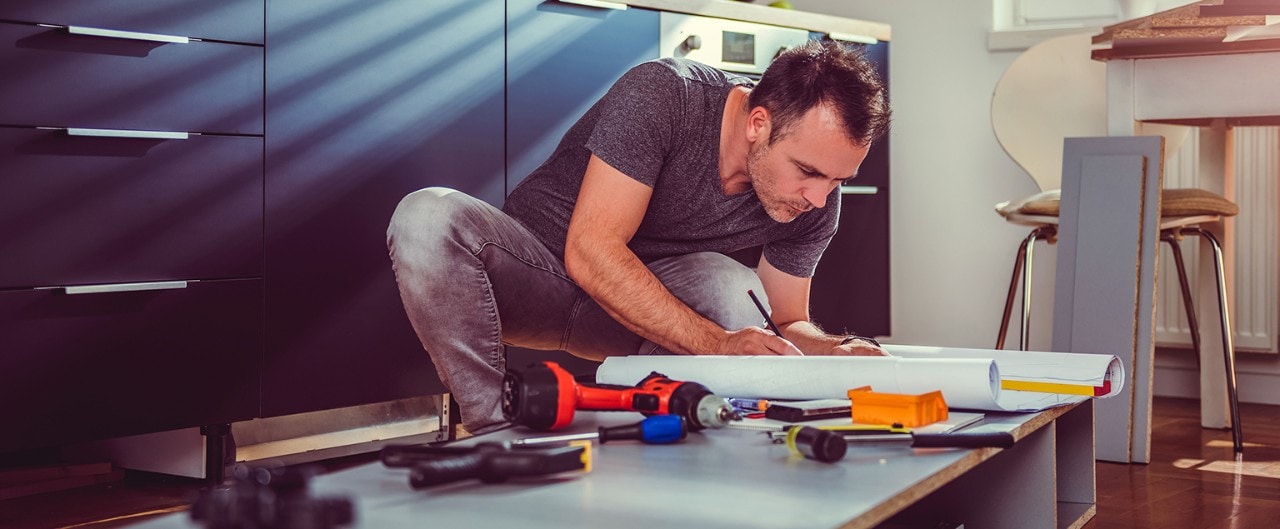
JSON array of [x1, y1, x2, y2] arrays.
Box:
[[846, 386, 949, 428]]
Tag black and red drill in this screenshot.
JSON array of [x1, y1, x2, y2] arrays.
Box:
[[501, 361, 739, 432]]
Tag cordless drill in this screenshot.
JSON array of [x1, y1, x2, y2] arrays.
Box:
[[501, 361, 739, 432]]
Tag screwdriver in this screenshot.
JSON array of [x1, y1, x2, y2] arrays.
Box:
[[512, 415, 687, 446]]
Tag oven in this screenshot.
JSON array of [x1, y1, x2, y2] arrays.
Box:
[[659, 12, 812, 79]]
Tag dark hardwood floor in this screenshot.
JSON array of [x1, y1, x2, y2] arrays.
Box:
[[1084, 398, 1280, 529], [0, 397, 1276, 528]]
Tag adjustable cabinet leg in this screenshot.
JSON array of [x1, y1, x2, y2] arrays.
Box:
[[200, 424, 234, 486], [446, 394, 461, 442]]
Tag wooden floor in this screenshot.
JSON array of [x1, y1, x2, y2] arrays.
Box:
[[1084, 397, 1280, 529], [1, 397, 1277, 528]]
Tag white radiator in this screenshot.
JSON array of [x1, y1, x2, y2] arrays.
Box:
[[1155, 127, 1279, 353]]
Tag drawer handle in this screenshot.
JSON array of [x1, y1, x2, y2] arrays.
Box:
[[64, 281, 189, 295], [66, 128, 189, 140], [557, 0, 628, 10], [66, 25, 190, 44], [840, 186, 879, 195]]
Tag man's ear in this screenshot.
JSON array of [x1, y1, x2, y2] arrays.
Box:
[[746, 106, 771, 144]]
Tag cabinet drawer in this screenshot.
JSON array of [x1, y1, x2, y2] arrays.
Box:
[[0, 0, 264, 44], [0, 22, 263, 134], [0, 278, 262, 452], [0, 128, 263, 289]]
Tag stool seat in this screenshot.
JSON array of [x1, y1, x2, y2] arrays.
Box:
[[995, 188, 1238, 228]]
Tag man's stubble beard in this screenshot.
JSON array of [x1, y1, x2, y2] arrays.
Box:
[[747, 143, 802, 224]]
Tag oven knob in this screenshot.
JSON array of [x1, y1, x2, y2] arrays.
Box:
[[682, 35, 702, 52]]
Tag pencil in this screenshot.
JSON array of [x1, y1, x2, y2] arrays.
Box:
[[747, 290, 783, 336]]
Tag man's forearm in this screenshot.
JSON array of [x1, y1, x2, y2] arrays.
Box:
[[566, 242, 725, 355]]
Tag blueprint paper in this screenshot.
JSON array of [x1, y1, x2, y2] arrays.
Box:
[[596, 356, 1003, 411], [595, 345, 1123, 413]]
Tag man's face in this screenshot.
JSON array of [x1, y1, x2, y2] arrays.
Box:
[[746, 105, 871, 223]]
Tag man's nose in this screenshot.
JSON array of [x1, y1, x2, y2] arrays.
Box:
[[802, 186, 827, 208]]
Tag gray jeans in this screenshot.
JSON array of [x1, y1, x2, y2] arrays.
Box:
[[387, 188, 770, 431]]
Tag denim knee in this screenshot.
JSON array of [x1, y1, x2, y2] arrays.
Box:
[[388, 187, 473, 255]]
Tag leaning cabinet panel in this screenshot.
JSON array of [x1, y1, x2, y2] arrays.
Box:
[[0, 1, 265, 451]]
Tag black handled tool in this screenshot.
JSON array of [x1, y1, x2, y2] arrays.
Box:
[[381, 442, 589, 489]]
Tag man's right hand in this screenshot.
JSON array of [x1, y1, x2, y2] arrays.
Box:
[[716, 327, 804, 356]]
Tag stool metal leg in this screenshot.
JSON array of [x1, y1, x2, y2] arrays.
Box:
[[997, 231, 1034, 349], [996, 226, 1055, 350], [1162, 232, 1203, 368], [1185, 226, 1244, 454]]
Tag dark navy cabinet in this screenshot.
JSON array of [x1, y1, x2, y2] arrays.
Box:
[[810, 41, 891, 339], [262, 0, 506, 416], [0, 2, 264, 452]]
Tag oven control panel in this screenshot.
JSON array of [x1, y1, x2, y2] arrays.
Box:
[[659, 13, 811, 77]]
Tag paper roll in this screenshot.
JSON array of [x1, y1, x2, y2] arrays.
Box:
[[595, 356, 1003, 410]]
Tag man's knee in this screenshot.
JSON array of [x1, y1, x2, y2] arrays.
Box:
[[388, 187, 484, 252]]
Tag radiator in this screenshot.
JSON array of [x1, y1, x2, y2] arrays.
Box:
[[1155, 127, 1279, 353]]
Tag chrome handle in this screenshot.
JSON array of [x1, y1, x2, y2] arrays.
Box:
[[64, 281, 189, 295], [558, 0, 628, 10], [840, 186, 879, 195], [66, 128, 189, 140], [67, 25, 189, 44]]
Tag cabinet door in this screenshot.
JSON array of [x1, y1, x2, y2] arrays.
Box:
[[0, 279, 262, 452], [0, 0, 264, 44], [506, 0, 658, 191], [263, 0, 505, 416], [0, 22, 263, 134], [810, 41, 891, 338], [0, 129, 263, 289]]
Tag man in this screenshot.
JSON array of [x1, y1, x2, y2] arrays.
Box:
[[388, 40, 891, 433]]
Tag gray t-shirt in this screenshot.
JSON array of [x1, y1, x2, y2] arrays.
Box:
[[503, 58, 839, 278]]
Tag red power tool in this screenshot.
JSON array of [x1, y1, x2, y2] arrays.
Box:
[[501, 361, 739, 432]]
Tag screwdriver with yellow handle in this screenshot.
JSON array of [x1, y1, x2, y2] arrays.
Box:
[[772, 424, 1016, 463]]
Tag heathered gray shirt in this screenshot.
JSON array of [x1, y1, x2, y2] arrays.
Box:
[[503, 58, 840, 278]]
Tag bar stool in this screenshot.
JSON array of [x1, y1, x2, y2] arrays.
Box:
[[990, 33, 1243, 453]]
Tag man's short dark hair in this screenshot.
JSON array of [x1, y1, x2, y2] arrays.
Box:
[[748, 39, 890, 147]]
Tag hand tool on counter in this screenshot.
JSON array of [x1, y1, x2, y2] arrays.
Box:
[[511, 415, 687, 446], [783, 425, 848, 463], [769, 424, 1016, 454], [501, 361, 740, 432], [380, 442, 590, 489]]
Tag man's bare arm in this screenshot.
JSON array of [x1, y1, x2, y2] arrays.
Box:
[[564, 155, 799, 356], [756, 255, 887, 356]]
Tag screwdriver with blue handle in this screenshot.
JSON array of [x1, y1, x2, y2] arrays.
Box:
[[512, 415, 687, 446]]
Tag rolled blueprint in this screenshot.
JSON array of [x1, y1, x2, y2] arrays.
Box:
[[883, 344, 1125, 411], [596, 356, 1004, 411], [595, 345, 1124, 413]]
